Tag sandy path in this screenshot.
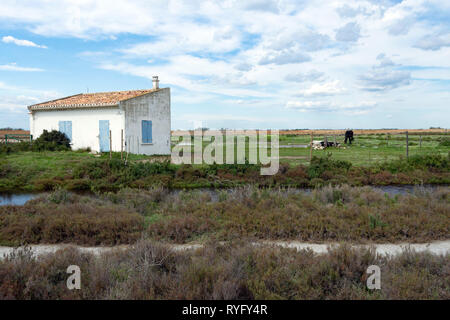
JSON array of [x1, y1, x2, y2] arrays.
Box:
[[0, 241, 448, 259]]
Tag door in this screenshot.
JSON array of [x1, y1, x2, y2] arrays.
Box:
[[58, 121, 72, 141], [99, 120, 110, 152]]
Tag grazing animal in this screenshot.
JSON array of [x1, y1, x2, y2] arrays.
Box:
[[344, 130, 354, 144], [311, 140, 340, 149]]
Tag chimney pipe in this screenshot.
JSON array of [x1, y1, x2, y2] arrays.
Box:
[[152, 76, 159, 89]]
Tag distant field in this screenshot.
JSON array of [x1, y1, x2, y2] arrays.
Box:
[[0, 129, 30, 137], [2, 128, 449, 167], [172, 128, 448, 136], [171, 132, 449, 166]]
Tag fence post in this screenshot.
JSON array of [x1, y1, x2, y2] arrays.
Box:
[[386, 134, 388, 146], [419, 135, 422, 149], [310, 131, 313, 163], [324, 136, 328, 147], [121, 129, 124, 161], [334, 135, 337, 146], [109, 130, 112, 160], [406, 131, 409, 159], [5, 134, 7, 144]]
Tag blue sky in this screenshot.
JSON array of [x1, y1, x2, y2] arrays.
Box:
[[0, 0, 449, 130]]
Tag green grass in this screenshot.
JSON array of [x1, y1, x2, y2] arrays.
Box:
[[171, 133, 449, 166], [0, 135, 448, 193], [277, 133, 449, 166]]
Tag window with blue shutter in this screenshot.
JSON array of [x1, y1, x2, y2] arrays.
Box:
[[142, 120, 152, 143], [58, 121, 72, 141]]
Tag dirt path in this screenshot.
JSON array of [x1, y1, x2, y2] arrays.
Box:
[[1, 241, 448, 259]]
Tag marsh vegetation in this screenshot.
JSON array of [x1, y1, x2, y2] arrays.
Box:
[[0, 240, 448, 299], [1, 185, 448, 246]]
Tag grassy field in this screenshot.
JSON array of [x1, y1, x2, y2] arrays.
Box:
[[0, 150, 449, 193], [277, 133, 450, 166], [171, 132, 450, 166]]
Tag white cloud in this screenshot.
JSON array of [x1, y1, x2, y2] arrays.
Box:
[[2, 36, 47, 48], [359, 54, 411, 91], [286, 100, 376, 114], [297, 80, 346, 97], [335, 22, 361, 42], [0, 63, 44, 72], [284, 70, 325, 82], [258, 49, 311, 65], [414, 34, 450, 51], [0, 82, 59, 112], [336, 4, 369, 18]]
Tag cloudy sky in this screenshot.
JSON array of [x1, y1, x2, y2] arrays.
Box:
[[0, 0, 449, 130]]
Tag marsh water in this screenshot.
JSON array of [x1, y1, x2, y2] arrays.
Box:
[[0, 184, 446, 206], [0, 193, 39, 206]]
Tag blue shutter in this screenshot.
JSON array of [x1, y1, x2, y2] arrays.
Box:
[[59, 121, 64, 135], [58, 121, 72, 141], [142, 120, 148, 143], [66, 121, 72, 141], [142, 120, 152, 143]]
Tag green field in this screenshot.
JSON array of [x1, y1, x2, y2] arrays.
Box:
[[171, 133, 449, 166], [0, 132, 449, 193]]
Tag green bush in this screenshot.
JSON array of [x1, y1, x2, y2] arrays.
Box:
[[307, 154, 352, 179], [0, 130, 71, 154], [32, 130, 71, 151], [438, 137, 450, 147], [0, 141, 33, 154], [381, 154, 449, 173]]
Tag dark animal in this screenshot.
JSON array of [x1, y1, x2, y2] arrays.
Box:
[[320, 141, 340, 148], [344, 130, 354, 144]]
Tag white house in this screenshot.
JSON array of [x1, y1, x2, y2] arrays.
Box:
[[28, 76, 171, 155]]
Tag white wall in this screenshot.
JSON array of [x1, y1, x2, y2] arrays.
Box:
[[121, 88, 171, 155], [30, 107, 125, 152]]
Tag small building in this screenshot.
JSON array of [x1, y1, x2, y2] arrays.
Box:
[[28, 76, 171, 155]]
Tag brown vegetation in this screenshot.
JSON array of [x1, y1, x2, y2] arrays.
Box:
[[0, 191, 143, 246], [0, 240, 448, 300], [1, 186, 448, 245]]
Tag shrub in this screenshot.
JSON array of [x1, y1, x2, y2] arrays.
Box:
[[0, 241, 448, 300], [438, 137, 450, 147], [307, 154, 352, 179], [381, 154, 449, 173], [32, 130, 71, 151], [0, 201, 144, 246]]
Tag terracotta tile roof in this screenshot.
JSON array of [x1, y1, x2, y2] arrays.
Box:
[[28, 89, 159, 111]]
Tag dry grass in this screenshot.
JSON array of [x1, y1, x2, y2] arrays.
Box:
[[0, 190, 143, 246], [0, 240, 448, 300], [145, 185, 449, 243], [1, 186, 448, 245]]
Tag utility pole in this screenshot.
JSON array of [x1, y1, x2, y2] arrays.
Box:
[[109, 130, 112, 160], [406, 131, 409, 159], [121, 129, 124, 161]]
